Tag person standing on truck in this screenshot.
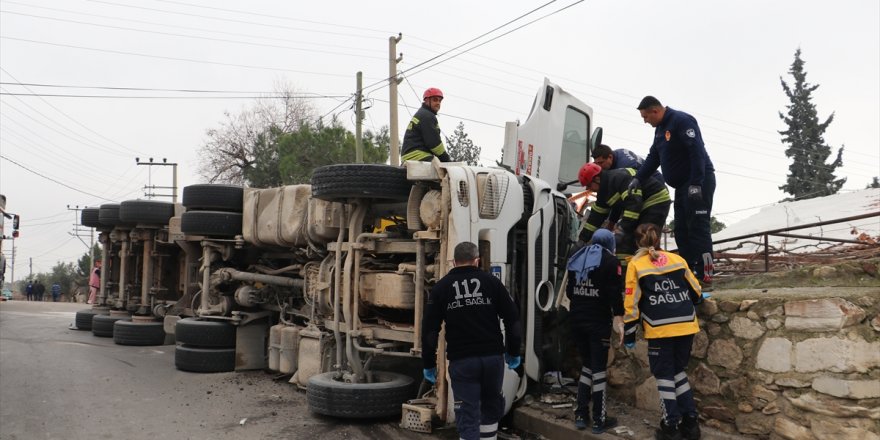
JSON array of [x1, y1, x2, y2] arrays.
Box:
[[577, 163, 671, 263], [421, 241, 522, 440], [401, 88, 452, 162], [631, 96, 716, 289], [622, 223, 703, 440], [565, 228, 623, 433]]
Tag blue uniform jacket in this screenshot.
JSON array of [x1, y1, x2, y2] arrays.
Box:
[[634, 107, 714, 189], [611, 148, 664, 184]]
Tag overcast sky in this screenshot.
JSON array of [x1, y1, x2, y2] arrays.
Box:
[[1, 0, 878, 279]]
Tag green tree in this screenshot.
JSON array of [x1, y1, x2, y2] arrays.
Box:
[[276, 120, 389, 185], [76, 243, 102, 277], [445, 122, 481, 166], [778, 49, 845, 201]]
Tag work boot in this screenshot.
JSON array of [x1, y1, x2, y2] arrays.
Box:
[[655, 421, 683, 440], [679, 414, 701, 440], [574, 414, 588, 430], [592, 416, 618, 434]]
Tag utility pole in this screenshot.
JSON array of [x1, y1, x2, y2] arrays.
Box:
[[28, 257, 32, 281], [355, 71, 364, 163], [67, 205, 95, 271], [389, 33, 403, 166], [136, 157, 179, 203], [10, 242, 15, 286]]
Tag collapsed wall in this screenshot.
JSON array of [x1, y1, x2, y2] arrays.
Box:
[[606, 287, 880, 439]]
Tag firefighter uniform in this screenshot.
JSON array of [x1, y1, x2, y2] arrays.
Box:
[[565, 232, 623, 430], [402, 103, 451, 162], [579, 168, 671, 258], [622, 249, 702, 435], [422, 265, 521, 440], [634, 107, 716, 283]]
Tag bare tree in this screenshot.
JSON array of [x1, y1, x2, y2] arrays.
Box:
[[197, 81, 317, 184]]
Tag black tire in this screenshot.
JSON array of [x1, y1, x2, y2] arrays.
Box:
[[307, 371, 415, 419], [74, 309, 97, 330], [113, 320, 166, 346], [92, 314, 128, 338], [81, 208, 103, 228], [175, 318, 236, 348], [311, 164, 411, 201], [119, 200, 175, 225], [175, 345, 235, 373], [180, 211, 242, 237], [98, 203, 122, 227], [182, 184, 244, 212]]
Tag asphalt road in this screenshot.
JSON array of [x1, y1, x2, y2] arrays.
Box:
[[0, 301, 460, 440]]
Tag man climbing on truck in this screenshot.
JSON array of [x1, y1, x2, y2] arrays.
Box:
[[401, 87, 452, 162], [577, 163, 671, 265]]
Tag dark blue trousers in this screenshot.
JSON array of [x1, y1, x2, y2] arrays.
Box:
[[448, 355, 505, 440], [571, 324, 611, 423], [647, 334, 697, 425], [673, 171, 716, 280]]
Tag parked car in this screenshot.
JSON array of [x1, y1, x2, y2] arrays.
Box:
[[1, 288, 12, 301]]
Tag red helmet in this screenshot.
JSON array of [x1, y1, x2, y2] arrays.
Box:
[[578, 163, 602, 186], [423, 87, 444, 100]]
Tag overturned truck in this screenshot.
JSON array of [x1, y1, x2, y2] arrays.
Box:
[[78, 78, 600, 425]]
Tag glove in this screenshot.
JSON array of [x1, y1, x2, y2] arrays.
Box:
[[688, 185, 702, 203], [624, 342, 636, 349], [423, 368, 437, 384], [702, 292, 712, 300], [627, 177, 640, 193], [504, 354, 521, 370]]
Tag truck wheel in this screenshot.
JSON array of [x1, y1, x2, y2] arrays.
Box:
[[180, 211, 242, 237], [182, 184, 244, 212], [98, 203, 122, 227], [81, 208, 103, 228], [175, 318, 236, 348], [311, 164, 411, 201], [74, 309, 97, 330], [175, 345, 235, 373], [119, 200, 175, 225], [307, 371, 415, 419], [113, 320, 166, 346], [92, 314, 128, 338]]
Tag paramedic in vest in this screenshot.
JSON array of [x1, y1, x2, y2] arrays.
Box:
[[565, 228, 622, 433], [401, 88, 452, 162], [421, 241, 522, 440], [577, 163, 671, 263], [623, 223, 703, 440], [632, 96, 716, 287]]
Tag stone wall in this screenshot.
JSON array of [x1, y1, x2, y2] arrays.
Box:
[[606, 288, 880, 440]]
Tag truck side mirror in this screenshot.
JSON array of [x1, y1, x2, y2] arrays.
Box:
[[12, 214, 19, 230], [589, 127, 603, 157]]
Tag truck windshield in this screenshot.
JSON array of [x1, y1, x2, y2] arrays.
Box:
[[559, 107, 590, 184]]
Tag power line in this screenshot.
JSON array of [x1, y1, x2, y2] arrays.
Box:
[[0, 36, 359, 79], [0, 154, 114, 201], [1, 92, 349, 100], [0, 10, 387, 61], [0, 81, 273, 94]]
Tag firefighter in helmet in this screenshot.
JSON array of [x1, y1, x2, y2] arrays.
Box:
[[401, 88, 451, 162]]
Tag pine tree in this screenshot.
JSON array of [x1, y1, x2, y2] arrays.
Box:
[[778, 48, 845, 201], [445, 122, 481, 166]]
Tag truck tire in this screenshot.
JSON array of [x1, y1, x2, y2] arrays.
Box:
[[92, 314, 128, 338], [182, 184, 244, 212], [81, 208, 103, 228], [175, 318, 236, 348], [307, 371, 415, 419], [180, 211, 242, 237], [113, 320, 166, 346], [74, 309, 98, 330], [98, 203, 122, 227], [311, 164, 411, 201], [175, 345, 235, 373], [119, 200, 175, 225]]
